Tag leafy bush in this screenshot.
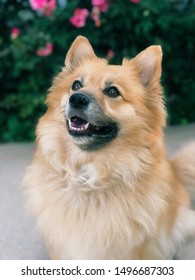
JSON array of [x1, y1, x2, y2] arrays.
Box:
[[0, 0, 195, 142]]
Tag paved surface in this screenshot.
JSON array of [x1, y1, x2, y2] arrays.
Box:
[[0, 124, 195, 260]]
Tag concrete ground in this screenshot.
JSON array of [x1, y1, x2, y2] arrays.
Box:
[[0, 124, 195, 260]]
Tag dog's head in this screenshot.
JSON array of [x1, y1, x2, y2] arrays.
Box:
[[44, 36, 165, 152]]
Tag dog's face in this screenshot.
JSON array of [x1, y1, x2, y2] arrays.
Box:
[[46, 36, 165, 152], [64, 63, 120, 151]]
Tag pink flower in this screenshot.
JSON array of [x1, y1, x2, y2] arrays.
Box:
[[11, 27, 20, 39], [92, 0, 105, 6], [91, 6, 101, 27], [70, 8, 89, 28], [36, 42, 53, 56], [106, 49, 115, 60], [91, 0, 109, 12], [29, 0, 56, 16], [131, 0, 140, 3]]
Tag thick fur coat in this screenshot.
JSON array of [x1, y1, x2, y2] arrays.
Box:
[[23, 36, 195, 259]]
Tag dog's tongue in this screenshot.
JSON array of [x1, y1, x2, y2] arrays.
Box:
[[71, 117, 88, 128]]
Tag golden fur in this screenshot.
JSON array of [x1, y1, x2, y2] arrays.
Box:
[[23, 36, 195, 259]]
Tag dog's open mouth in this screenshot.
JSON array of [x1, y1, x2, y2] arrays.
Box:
[[67, 116, 117, 138]]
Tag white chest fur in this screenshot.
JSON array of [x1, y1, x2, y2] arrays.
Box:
[[37, 163, 168, 259]]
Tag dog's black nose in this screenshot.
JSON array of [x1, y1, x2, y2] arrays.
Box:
[[69, 93, 90, 109]]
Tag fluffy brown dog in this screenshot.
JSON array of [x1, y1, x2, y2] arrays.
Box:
[[23, 36, 195, 259]]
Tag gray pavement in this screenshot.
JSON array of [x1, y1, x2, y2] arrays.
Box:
[[0, 124, 195, 260]]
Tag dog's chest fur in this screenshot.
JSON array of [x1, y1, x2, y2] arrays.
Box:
[[35, 161, 171, 259]]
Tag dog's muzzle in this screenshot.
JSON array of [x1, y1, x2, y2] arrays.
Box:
[[64, 92, 118, 151]]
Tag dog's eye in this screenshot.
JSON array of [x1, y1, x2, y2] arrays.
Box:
[[104, 86, 120, 98], [72, 80, 83, 91]]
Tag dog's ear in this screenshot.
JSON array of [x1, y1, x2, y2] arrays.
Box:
[[124, 46, 162, 86], [65, 36, 96, 71]]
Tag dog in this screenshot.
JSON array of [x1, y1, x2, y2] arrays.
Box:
[[23, 36, 195, 259]]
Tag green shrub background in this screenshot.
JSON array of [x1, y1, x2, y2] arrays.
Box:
[[0, 0, 195, 142]]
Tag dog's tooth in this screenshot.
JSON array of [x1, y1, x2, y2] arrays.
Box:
[[68, 120, 89, 133], [84, 123, 89, 130]]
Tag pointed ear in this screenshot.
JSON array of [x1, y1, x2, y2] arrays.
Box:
[[124, 46, 162, 86], [65, 36, 97, 71]]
